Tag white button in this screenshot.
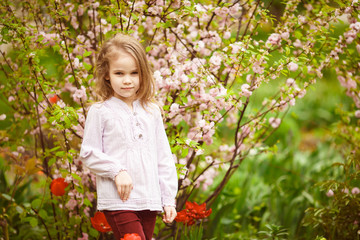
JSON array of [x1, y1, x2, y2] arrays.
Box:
[[136, 123, 140, 126]]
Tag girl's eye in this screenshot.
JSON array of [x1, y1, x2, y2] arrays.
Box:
[[131, 71, 138, 75], [115, 72, 123, 75]]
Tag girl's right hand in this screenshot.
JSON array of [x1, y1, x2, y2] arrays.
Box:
[[114, 171, 133, 201]]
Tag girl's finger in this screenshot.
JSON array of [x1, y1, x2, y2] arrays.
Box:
[[166, 210, 170, 221], [120, 186, 125, 200], [123, 185, 130, 200]]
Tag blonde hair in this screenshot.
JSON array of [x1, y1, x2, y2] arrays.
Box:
[[95, 33, 156, 107]]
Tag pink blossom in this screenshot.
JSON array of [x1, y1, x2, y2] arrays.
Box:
[[304, 4, 313, 11], [209, 54, 222, 66], [298, 89, 307, 98], [252, 61, 264, 74], [229, 3, 241, 16], [281, 32, 290, 39], [350, 22, 360, 31], [195, 4, 206, 13], [241, 125, 251, 138], [288, 62, 298, 72], [326, 189, 334, 197], [214, 7, 229, 17], [347, 79, 357, 89], [286, 78, 295, 86], [8, 96, 15, 102], [355, 110, 360, 118], [298, 15, 307, 24], [356, 44, 360, 54], [344, 29, 357, 44], [223, 31, 231, 39], [195, 148, 204, 156], [0, 114, 6, 120], [241, 84, 252, 97], [148, 6, 162, 15], [65, 199, 78, 211], [352, 187, 360, 195], [289, 98, 296, 106], [266, 33, 281, 46], [92, 2, 100, 9], [293, 39, 303, 48], [229, 42, 245, 54], [170, 103, 180, 113], [73, 86, 87, 103], [70, 16, 79, 29], [78, 233, 88, 240], [73, 58, 80, 69], [77, 5, 84, 16], [198, 119, 206, 128], [156, 0, 165, 6], [269, 117, 281, 128]]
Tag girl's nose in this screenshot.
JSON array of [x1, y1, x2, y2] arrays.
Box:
[[123, 76, 132, 84]]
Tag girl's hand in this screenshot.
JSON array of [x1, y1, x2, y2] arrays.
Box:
[[114, 171, 133, 201], [162, 206, 177, 223]]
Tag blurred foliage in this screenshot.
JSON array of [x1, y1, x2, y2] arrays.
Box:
[[200, 70, 356, 239]]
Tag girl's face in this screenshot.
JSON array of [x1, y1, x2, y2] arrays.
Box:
[[107, 49, 140, 107]]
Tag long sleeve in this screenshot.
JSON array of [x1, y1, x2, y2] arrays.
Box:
[[80, 104, 126, 180], [155, 108, 178, 207]]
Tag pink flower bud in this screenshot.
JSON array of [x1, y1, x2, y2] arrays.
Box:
[[288, 62, 298, 71], [352, 187, 360, 195], [355, 110, 360, 118], [326, 189, 334, 197]]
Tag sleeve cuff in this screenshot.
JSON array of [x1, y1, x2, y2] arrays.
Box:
[[110, 167, 127, 181], [162, 196, 176, 207]]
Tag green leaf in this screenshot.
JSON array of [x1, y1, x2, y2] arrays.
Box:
[[83, 50, 92, 57], [15, 206, 24, 214], [31, 198, 42, 209], [48, 158, 56, 167], [84, 198, 92, 207], [83, 62, 91, 71], [71, 173, 82, 181], [89, 227, 99, 237], [38, 209, 48, 219], [156, 22, 164, 28], [1, 193, 12, 201], [181, 148, 189, 158], [29, 218, 38, 227]]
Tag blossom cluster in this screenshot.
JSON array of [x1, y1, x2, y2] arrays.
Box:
[[0, 0, 359, 239]]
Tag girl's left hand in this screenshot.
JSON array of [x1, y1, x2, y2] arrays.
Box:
[[163, 206, 177, 223]]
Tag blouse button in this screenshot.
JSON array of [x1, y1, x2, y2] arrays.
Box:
[[133, 112, 137, 116], [136, 123, 140, 126], [139, 134, 143, 138]]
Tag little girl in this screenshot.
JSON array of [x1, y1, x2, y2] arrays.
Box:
[[80, 34, 178, 240]]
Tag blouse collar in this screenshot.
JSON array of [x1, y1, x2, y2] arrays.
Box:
[[108, 96, 139, 114]]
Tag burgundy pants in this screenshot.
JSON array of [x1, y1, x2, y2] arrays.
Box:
[[103, 210, 157, 240]]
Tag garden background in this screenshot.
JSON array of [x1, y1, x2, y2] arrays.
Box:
[[0, 0, 359, 239]]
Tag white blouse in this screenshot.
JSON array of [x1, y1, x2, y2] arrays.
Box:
[[80, 96, 178, 211]]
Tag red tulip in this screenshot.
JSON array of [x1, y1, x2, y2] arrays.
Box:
[[175, 201, 212, 226], [120, 233, 141, 240], [91, 212, 112, 233], [49, 95, 59, 104], [50, 178, 68, 196], [185, 201, 212, 219], [174, 209, 195, 226]]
